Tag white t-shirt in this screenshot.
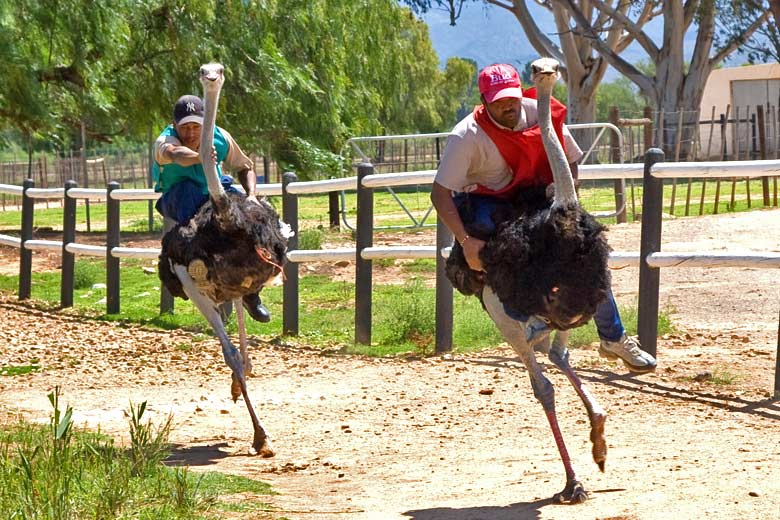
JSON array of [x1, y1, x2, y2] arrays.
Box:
[[435, 97, 583, 192]]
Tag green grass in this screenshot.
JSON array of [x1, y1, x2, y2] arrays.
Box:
[[0, 257, 673, 357], [0, 364, 40, 376], [0, 388, 275, 519]]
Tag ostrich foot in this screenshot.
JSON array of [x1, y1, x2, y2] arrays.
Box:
[[553, 478, 588, 504], [590, 412, 607, 471], [250, 428, 275, 457]]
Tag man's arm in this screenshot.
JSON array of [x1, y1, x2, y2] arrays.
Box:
[[237, 168, 258, 201], [159, 143, 201, 167], [431, 182, 485, 272]]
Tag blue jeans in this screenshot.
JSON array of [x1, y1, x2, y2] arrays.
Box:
[[453, 193, 625, 340], [156, 176, 238, 226]]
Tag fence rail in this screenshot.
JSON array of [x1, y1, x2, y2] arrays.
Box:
[[1, 154, 779, 395]]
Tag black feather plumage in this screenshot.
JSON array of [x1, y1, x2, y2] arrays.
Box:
[[445, 188, 611, 330], [158, 192, 287, 303]]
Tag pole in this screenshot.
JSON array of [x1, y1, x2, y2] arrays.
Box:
[[61, 180, 78, 307], [637, 148, 665, 357], [355, 163, 374, 345], [18, 179, 35, 300], [282, 172, 299, 336], [106, 181, 121, 314]]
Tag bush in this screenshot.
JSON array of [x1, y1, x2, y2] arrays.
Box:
[[73, 260, 102, 290], [299, 227, 325, 250]]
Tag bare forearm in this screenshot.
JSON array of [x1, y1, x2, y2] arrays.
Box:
[[431, 183, 468, 243], [238, 168, 256, 197], [164, 145, 201, 167]]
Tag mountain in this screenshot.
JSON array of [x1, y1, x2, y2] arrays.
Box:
[[419, 2, 705, 80], [420, 2, 547, 72]]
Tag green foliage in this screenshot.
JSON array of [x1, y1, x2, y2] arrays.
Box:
[[73, 259, 103, 290], [299, 227, 325, 250], [0, 390, 275, 518], [378, 279, 436, 352], [595, 77, 647, 120], [0, 0, 471, 181], [0, 364, 40, 377], [128, 401, 172, 477]]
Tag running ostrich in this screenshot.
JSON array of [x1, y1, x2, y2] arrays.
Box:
[[158, 63, 288, 457], [446, 58, 611, 503]]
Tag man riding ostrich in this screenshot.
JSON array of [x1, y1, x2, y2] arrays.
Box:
[[157, 63, 289, 456], [432, 58, 653, 502]]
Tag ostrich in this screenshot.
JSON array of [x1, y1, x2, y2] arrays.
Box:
[[158, 63, 288, 456], [446, 58, 611, 503]]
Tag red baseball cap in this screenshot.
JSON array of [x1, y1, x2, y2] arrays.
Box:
[[478, 64, 523, 103]]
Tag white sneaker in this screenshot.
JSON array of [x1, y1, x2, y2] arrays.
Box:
[[599, 334, 657, 374]]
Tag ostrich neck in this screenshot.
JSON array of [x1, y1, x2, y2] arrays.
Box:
[[200, 85, 226, 199], [536, 86, 578, 206]]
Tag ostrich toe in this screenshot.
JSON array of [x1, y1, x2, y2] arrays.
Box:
[[231, 373, 242, 403], [590, 411, 607, 471], [250, 430, 275, 457], [554, 479, 588, 504]]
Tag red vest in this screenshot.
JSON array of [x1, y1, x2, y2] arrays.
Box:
[[472, 88, 567, 199]]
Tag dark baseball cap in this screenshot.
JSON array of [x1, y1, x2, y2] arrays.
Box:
[[173, 95, 204, 125]]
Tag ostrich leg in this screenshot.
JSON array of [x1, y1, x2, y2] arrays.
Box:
[[482, 286, 588, 504], [173, 265, 274, 457], [547, 330, 607, 471], [231, 299, 254, 402]]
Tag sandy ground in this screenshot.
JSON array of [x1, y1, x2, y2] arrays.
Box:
[[1, 208, 779, 519]]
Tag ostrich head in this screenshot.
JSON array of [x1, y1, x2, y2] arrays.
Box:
[[530, 57, 578, 210], [200, 62, 225, 94]]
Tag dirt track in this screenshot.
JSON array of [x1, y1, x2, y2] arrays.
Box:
[[1, 209, 779, 519]]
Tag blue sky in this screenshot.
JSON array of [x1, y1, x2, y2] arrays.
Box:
[[419, 1, 706, 81]]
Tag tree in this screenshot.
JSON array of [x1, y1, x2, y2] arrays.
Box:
[[406, 0, 772, 157], [1, 1, 469, 179], [556, 0, 771, 156]]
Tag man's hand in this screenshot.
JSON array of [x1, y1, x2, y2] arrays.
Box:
[[245, 194, 261, 205], [462, 236, 486, 272]]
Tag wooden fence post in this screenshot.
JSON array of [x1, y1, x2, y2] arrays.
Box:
[[637, 149, 665, 358], [435, 217, 453, 353], [608, 106, 627, 223], [282, 172, 299, 336], [19, 179, 34, 300], [328, 191, 340, 230], [757, 105, 771, 206], [355, 163, 374, 345], [159, 217, 175, 314], [61, 180, 78, 308], [106, 181, 121, 314]]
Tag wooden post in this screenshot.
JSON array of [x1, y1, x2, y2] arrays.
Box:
[[19, 179, 34, 300], [328, 191, 340, 230], [637, 149, 665, 358], [643, 106, 654, 151], [669, 109, 683, 217], [435, 216, 453, 353], [159, 217, 175, 314], [61, 180, 78, 308], [608, 106, 627, 223], [282, 172, 299, 336], [757, 104, 771, 206], [106, 182, 121, 314], [355, 163, 374, 345], [80, 121, 91, 233]]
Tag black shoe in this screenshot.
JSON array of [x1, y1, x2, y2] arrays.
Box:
[[242, 293, 271, 323]]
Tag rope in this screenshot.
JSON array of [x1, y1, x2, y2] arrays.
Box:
[[255, 246, 285, 279]]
